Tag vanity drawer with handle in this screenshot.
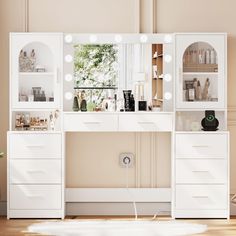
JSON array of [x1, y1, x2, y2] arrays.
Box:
[[175, 185, 228, 210], [9, 133, 62, 158], [118, 113, 173, 132], [176, 133, 228, 158], [10, 159, 61, 184], [9, 185, 62, 210], [176, 159, 227, 184], [63, 113, 118, 131]]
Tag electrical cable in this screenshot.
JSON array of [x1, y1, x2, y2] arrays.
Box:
[[125, 160, 138, 220]]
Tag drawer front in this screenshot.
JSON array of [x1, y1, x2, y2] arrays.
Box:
[[176, 159, 227, 184], [176, 185, 228, 210], [64, 114, 118, 131], [118, 113, 173, 132], [176, 133, 228, 158], [10, 185, 62, 210], [10, 160, 61, 184], [9, 133, 62, 158]]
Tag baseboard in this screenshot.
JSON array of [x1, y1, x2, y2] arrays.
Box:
[[0, 201, 7, 216], [66, 202, 171, 216]]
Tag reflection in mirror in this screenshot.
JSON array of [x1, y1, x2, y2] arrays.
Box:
[[66, 42, 168, 112]]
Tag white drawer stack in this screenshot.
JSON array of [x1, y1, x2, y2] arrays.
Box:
[[174, 132, 229, 218], [8, 132, 64, 218]]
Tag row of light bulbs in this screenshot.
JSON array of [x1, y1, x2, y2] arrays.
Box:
[[64, 34, 173, 44], [64, 33, 173, 101]]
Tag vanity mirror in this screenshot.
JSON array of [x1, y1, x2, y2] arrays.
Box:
[[63, 34, 174, 112]]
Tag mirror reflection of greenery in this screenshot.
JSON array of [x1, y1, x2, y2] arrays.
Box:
[[74, 44, 118, 106]]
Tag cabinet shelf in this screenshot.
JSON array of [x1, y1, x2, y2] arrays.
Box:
[[183, 72, 218, 76], [19, 72, 54, 76]]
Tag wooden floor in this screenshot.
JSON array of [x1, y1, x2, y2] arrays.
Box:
[[0, 216, 236, 235]]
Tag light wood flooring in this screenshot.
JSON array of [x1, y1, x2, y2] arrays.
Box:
[[0, 216, 236, 235]]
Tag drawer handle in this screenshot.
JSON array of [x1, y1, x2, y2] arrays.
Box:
[[27, 170, 45, 174], [27, 195, 44, 199], [192, 196, 209, 199], [138, 122, 155, 124], [27, 145, 45, 148], [192, 145, 210, 148], [83, 122, 101, 124], [192, 170, 209, 173]]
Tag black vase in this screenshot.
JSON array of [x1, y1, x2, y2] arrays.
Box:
[[72, 96, 79, 112]]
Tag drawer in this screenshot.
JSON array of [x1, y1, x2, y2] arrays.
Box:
[[9, 133, 62, 158], [9, 185, 62, 210], [176, 133, 228, 158], [176, 185, 228, 210], [10, 160, 61, 184], [176, 159, 227, 184], [63, 113, 118, 131], [118, 113, 173, 132]]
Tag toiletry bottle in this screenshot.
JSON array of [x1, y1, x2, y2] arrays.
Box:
[[210, 49, 215, 64], [206, 49, 210, 64]]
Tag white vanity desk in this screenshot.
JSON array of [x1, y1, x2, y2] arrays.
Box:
[[8, 33, 229, 219]]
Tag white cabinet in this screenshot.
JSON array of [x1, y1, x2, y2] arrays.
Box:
[[174, 132, 229, 218], [10, 33, 62, 109], [7, 132, 64, 218], [175, 33, 226, 109]]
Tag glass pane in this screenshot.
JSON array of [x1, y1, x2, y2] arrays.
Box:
[[18, 42, 55, 102], [182, 42, 218, 102]]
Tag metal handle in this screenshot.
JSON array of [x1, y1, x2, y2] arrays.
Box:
[[192, 196, 209, 199], [27, 195, 44, 199], [55, 67, 59, 84], [138, 122, 155, 124], [192, 145, 210, 148], [27, 170, 45, 174], [26, 145, 44, 148], [83, 121, 101, 124], [192, 170, 209, 173]]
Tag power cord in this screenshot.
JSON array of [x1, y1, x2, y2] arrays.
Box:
[[124, 158, 138, 220]]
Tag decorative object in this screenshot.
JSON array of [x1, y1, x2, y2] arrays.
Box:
[[202, 78, 210, 100], [49, 110, 59, 131], [72, 93, 79, 112], [19, 49, 36, 72], [27, 221, 207, 236], [35, 65, 46, 72], [80, 90, 87, 112], [201, 110, 219, 131]]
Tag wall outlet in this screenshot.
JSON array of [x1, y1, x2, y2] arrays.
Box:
[[119, 153, 135, 168]]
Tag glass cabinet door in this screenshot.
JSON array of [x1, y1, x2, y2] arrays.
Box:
[[175, 34, 226, 109], [10, 33, 62, 109]]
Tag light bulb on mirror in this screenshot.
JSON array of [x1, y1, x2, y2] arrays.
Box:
[[65, 54, 73, 63], [164, 34, 172, 43], [65, 74, 73, 82], [115, 34, 122, 43], [140, 34, 148, 43], [164, 92, 172, 100], [65, 92, 73, 100], [64, 34, 73, 43], [164, 54, 172, 63], [164, 74, 172, 82], [89, 34, 97, 43]]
